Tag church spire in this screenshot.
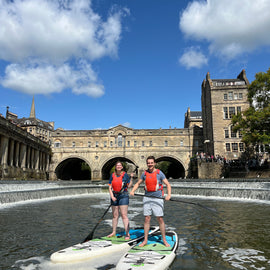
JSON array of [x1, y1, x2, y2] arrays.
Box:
[[30, 96, 36, 118]]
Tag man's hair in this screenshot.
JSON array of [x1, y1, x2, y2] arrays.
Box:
[[146, 156, 156, 163]]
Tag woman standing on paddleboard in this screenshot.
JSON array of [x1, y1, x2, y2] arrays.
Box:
[[108, 161, 133, 240]]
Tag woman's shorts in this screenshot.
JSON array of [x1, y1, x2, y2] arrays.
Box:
[[143, 196, 164, 216], [111, 192, 129, 206]]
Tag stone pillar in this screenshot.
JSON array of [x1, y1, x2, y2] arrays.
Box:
[[31, 147, 35, 169], [0, 135, 9, 168], [92, 169, 102, 181], [9, 139, 14, 166], [14, 141, 20, 167], [20, 144, 27, 170], [34, 149, 40, 171], [26, 146, 31, 169]]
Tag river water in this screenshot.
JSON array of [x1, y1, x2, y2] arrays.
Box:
[[1, 181, 270, 270]]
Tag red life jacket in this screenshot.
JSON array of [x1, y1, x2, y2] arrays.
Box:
[[144, 169, 163, 192], [111, 172, 125, 192]]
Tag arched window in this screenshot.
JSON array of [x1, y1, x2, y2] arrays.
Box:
[[54, 141, 62, 148], [118, 134, 122, 147]]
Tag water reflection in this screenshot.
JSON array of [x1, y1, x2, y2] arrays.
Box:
[[0, 194, 270, 270]]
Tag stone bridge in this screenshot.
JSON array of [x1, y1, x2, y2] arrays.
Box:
[[50, 125, 203, 180]]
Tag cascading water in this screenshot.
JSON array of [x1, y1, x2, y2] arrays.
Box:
[[1, 179, 270, 205]]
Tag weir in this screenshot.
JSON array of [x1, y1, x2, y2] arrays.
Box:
[[1, 179, 270, 205]]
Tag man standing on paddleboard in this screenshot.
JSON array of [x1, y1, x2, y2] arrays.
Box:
[[130, 156, 171, 247]]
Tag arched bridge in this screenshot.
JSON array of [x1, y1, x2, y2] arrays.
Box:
[[50, 125, 203, 180]]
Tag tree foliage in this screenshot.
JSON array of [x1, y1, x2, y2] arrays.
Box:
[[232, 68, 270, 147]]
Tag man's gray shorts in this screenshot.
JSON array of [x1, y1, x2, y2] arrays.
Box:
[[143, 196, 164, 216]]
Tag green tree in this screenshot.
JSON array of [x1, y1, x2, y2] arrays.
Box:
[[232, 68, 270, 149]]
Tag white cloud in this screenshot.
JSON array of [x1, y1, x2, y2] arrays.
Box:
[[122, 122, 131, 127], [0, 0, 128, 96], [2, 62, 104, 97], [179, 47, 208, 69], [180, 0, 270, 60]]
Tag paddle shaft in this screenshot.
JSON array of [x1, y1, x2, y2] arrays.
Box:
[[134, 193, 216, 213]]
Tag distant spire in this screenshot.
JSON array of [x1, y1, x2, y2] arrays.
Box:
[[30, 96, 36, 118]]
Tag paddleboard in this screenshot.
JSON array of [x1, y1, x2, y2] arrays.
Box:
[[116, 230, 178, 270], [50, 226, 159, 263]]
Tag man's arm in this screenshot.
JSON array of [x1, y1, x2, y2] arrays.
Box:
[[130, 178, 143, 196], [162, 178, 171, 201]]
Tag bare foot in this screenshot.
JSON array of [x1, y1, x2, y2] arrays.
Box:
[[125, 235, 130, 240], [163, 241, 170, 247], [139, 241, 147, 247], [107, 233, 115, 238]]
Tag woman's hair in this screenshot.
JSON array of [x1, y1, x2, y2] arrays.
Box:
[[114, 161, 123, 172]]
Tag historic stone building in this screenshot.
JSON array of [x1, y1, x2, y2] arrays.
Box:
[[201, 69, 250, 159], [0, 115, 51, 180]]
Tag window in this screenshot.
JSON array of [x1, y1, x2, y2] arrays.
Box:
[[142, 141, 145, 147], [226, 143, 231, 151], [110, 141, 113, 147], [165, 140, 168, 147], [237, 106, 241, 114], [229, 107, 235, 118], [180, 140, 183, 146], [239, 130, 242, 138], [234, 93, 238, 100], [118, 134, 122, 147], [232, 143, 238, 152], [104, 141, 107, 147], [224, 94, 227, 100], [194, 140, 199, 147], [96, 141, 99, 147], [72, 142, 75, 147], [231, 126, 237, 138], [225, 129, 229, 138], [239, 143, 244, 152], [127, 141, 130, 147], [54, 141, 61, 148], [134, 141, 137, 147], [88, 141, 91, 147], [149, 141, 153, 146], [224, 107, 228, 119], [239, 93, 243, 99], [228, 92, 233, 100]]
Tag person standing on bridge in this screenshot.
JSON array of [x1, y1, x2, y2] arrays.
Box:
[[130, 156, 171, 247], [108, 161, 133, 240]]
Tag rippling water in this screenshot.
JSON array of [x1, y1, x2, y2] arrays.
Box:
[[1, 191, 270, 269]]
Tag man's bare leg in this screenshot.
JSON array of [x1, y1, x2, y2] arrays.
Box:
[[139, 216, 151, 247], [156, 216, 170, 247]]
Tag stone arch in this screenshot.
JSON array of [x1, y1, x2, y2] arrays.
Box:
[[55, 156, 92, 180], [155, 155, 186, 179], [101, 156, 138, 180]]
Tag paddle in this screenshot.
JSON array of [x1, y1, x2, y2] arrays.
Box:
[[134, 193, 217, 213], [82, 167, 138, 243]]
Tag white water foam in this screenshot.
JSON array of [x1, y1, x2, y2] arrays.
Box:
[[212, 247, 270, 270]]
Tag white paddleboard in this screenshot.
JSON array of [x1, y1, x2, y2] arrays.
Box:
[[116, 230, 178, 270], [50, 226, 159, 263]]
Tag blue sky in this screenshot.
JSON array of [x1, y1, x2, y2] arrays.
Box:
[[1, 0, 270, 130]]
